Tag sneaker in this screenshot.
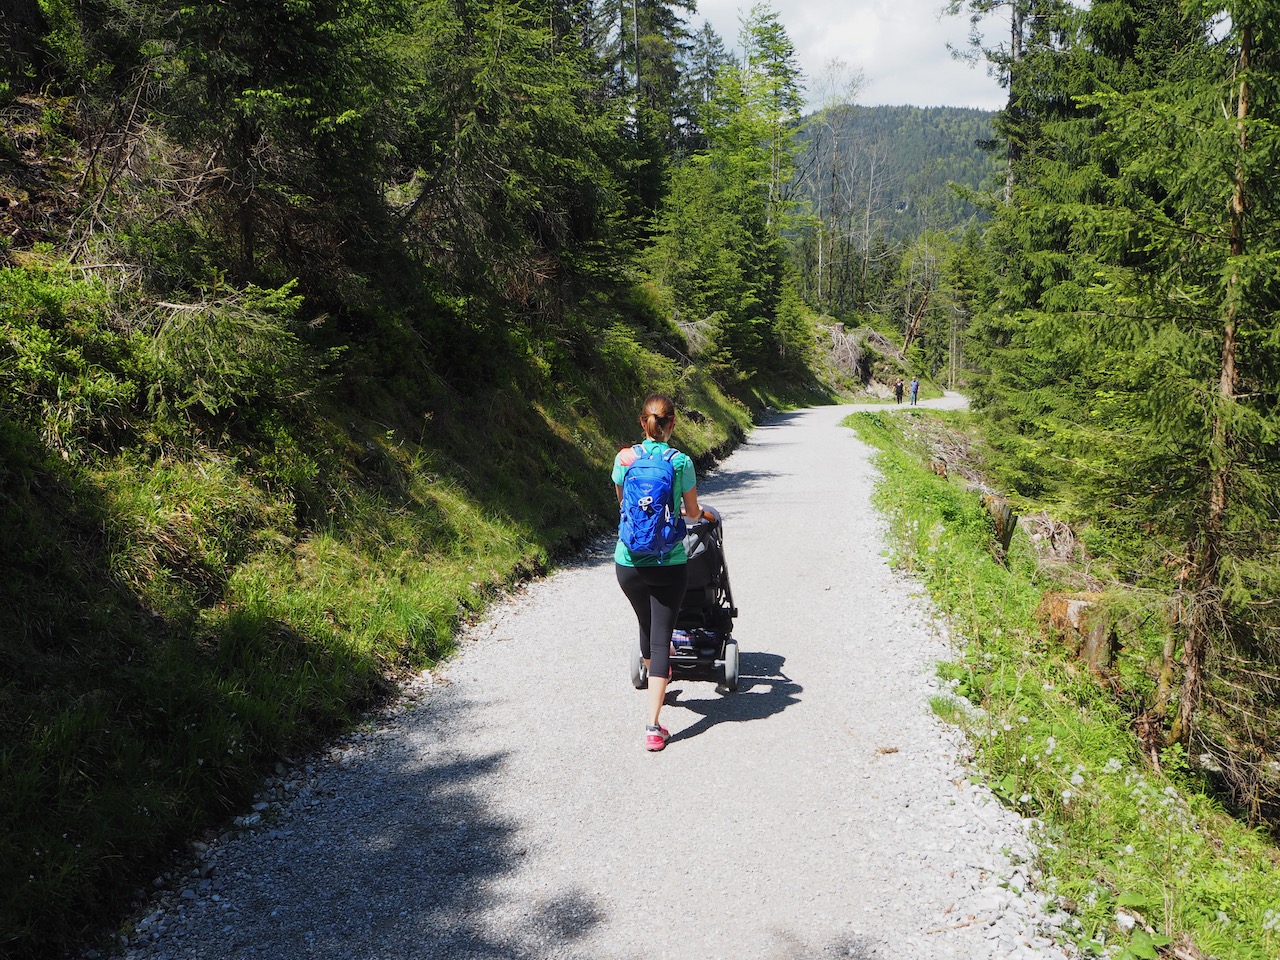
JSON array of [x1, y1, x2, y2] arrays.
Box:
[[645, 725, 670, 752]]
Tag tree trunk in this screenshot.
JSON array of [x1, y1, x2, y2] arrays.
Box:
[[859, 154, 877, 311], [982, 493, 1018, 560], [1154, 624, 1179, 718], [1174, 24, 1251, 748], [1003, 2, 1025, 203], [902, 286, 930, 355]]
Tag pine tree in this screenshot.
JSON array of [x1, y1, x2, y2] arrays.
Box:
[[945, 0, 1077, 199], [965, 0, 1214, 500], [581, 0, 699, 213], [394, 0, 625, 306], [161, 0, 413, 277], [680, 21, 735, 152], [968, 0, 1280, 803], [0, 0, 46, 91], [641, 1, 804, 380], [1087, 2, 1280, 759], [737, 3, 804, 227]]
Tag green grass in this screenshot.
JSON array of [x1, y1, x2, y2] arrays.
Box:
[[847, 409, 1280, 960]]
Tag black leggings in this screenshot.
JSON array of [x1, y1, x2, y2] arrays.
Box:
[[616, 562, 688, 682]]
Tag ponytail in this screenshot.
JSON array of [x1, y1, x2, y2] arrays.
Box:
[[639, 393, 676, 440]]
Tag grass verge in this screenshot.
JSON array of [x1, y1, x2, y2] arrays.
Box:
[[847, 409, 1280, 960]]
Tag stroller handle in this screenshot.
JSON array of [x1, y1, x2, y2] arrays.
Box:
[[687, 506, 720, 525]]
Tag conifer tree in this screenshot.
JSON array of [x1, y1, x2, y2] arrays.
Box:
[[680, 21, 735, 152], [642, 1, 804, 379], [1098, 1, 1280, 756], [969, 1, 1280, 791], [583, 0, 698, 212], [1, 0, 47, 91], [162, 0, 412, 277], [945, 0, 1076, 199], [965, 0, 1214, 498], [737, 3, 804, 226], [394, 0, 625, 306]]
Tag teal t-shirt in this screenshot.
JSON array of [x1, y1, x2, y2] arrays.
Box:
[[612, 439, 696, 566]]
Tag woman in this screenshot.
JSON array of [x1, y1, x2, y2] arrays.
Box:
[[613, 394, 712, 751]]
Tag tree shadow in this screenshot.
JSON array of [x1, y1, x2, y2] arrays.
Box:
[[755, 410, 807, 426], [766, 931, 880, 959], [174, 696, 605, 959], [691, 413, 807, 500], [696, 466, 782, 499], [664, 651, 800, 744]]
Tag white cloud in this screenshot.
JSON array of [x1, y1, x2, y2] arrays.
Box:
[[692, 0, 1007, 110]]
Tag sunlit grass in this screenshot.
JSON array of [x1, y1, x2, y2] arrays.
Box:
[[849, 410, 1280, 960]]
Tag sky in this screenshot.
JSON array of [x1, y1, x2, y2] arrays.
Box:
[[693, 0, 1010, 111]]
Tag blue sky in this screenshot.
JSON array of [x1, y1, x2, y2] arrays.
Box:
[[694, 0, 1010, 111]]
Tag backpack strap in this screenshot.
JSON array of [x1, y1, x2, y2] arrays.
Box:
[[663, 447, 680, 508]]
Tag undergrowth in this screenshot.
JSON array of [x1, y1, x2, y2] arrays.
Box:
[[847, 409, 1280, 960]]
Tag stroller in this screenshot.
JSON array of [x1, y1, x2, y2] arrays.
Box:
[[630, 509, 740, 691]]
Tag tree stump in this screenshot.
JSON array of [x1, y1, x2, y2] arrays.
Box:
[[981, 493, 1017, 558], [1037, 591, 1115, 672]]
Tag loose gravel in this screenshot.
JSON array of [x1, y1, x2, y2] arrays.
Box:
[[105, 397, 1077, 960]]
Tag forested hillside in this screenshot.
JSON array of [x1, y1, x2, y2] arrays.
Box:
[[802, 104, 998, 242], [789, 103, 999, 364]]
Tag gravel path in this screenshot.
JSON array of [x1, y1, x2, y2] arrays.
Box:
[[111, 396, 1077, 960]]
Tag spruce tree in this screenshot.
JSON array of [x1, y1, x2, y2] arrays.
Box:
[[641, 1, 804, 380], [968, 0, 1280, 807]]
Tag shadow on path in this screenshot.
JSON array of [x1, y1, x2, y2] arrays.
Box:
[[665, 651, 800, 744], [697, 466, 781, 498], [195, 696, 606, 960]]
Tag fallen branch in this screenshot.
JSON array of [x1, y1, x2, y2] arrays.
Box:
[[925, 916, 988, 933]]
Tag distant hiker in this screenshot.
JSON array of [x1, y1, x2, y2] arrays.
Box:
[[613, 393, 713, 752], [894, 378, 904, 404], [909, 377, 920, 405]]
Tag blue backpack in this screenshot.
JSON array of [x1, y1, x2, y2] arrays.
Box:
[[619, 444, 686, 561]]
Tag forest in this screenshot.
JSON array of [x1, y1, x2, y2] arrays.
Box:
[[2, 0, 1279, 956], [952, 0, 1280, 825]]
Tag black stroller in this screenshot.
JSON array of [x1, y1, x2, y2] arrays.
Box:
[[630, 509, 740, 691]]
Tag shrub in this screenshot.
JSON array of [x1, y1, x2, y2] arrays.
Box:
[[144, 280, 314, 418], [0, 263, 141, 456]]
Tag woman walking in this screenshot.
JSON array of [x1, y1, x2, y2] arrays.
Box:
[[613, 394, 712, 751]]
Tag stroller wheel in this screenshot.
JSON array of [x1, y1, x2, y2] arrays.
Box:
[[630, 643, 648, 690], [721, 638, 739, 692]]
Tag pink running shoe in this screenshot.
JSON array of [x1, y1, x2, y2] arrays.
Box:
[[645, 725, 670, 751]]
